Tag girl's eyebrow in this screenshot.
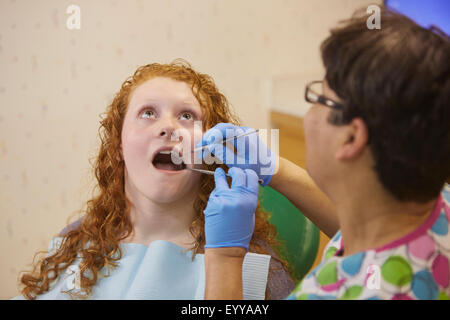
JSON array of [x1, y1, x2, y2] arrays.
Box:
[[131, 99, 157, 108], [178, 101, 200, 108], [133, 98, 201, 114]]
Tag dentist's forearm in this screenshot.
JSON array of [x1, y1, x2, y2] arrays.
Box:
[[204, 247, 245, 300], [269, 157, 339, 238]]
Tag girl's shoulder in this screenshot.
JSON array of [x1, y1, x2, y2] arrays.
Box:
[[58, 217, 84, 236]]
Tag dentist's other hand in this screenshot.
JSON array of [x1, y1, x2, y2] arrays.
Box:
[[196, 123, 276, 186], [203, 167, 259, 251]]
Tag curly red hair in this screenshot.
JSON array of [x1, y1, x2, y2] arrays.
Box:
[[19, 59, 285, 299]]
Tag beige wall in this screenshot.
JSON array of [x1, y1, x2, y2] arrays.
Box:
[[0, 0, 378, 299]]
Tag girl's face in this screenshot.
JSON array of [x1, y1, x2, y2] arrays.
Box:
[[121, 77, 203, 204]]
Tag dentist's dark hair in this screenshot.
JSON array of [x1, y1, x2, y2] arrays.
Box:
[[321, 6, 450, 202]]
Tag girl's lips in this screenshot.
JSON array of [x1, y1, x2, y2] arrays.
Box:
[[151, 161, 187, 173], [154, 168, 185, 174], [151, 157, 188, 174], [151, 146, 183, 163], [151, 159, 197, 175], [151, 146, 187, 172]]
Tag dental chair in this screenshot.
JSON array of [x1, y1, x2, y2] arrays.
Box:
[[259, 185, 319, 281]]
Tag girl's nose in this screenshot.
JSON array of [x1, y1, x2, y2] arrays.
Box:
[[159, 129, 168, 137], [155, 117, 179, 140], [158, 128, 176, 139]]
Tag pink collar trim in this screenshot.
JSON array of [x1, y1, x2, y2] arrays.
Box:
[[337, 195, 443, 255], [374, 195, 442, 253]]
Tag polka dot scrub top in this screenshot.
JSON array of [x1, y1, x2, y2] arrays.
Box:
[[288, 184, 450, 300]]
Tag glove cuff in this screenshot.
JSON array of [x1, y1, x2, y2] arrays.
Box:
[[204, 243, 249, 252]]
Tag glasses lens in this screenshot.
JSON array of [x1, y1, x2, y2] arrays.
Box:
[[306, 82, 322, 103]]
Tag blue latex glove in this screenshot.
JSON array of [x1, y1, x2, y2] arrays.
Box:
[[196, 123, 276, 186], [203, 167, 259, 251]]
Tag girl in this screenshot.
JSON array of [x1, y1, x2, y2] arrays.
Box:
[[17, 60, 294, 300]]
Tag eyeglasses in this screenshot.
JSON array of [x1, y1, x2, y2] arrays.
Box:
[[305, 80, 372, 143], [304, 80, 344, 111]]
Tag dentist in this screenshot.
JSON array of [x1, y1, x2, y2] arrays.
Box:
[[201, 7, 450, 300]]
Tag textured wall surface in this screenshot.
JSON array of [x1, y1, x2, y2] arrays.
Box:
[[0, 0, 378, 299]]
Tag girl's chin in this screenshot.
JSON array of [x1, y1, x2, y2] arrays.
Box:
[[144, 181, 198, 203], [145, 190, 190, 204], [150, 166, 201, 185]]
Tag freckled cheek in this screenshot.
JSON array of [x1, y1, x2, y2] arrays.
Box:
[[121, 129, 152, 165], [176, 125, 200, 150], [191, 126, 203, 149]]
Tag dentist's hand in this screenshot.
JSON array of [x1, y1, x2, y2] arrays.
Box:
[[196, 123, 276, 186], [203, 167, 259, 251]]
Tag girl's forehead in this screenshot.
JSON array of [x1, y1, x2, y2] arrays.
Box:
[[131, 77, 198, 102]]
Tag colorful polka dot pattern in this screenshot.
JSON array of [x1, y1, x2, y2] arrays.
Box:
[[288, 185, 450, 300]]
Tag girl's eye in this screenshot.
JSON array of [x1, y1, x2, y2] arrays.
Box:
[[141, 109, 156, 119], [180, 112, 194, 121]]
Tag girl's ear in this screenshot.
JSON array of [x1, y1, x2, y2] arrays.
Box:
[[335, 117, 369, 161]]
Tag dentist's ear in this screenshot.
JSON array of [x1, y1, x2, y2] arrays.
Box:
[[335, 117, 369, 161]]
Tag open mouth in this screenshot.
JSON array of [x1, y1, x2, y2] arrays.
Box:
[[152, 150, 186, 171]]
